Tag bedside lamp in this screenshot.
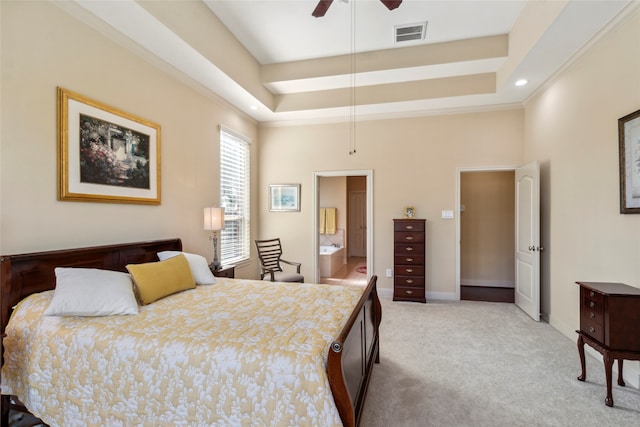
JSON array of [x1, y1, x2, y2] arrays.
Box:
[[204, 207, 225, 270]]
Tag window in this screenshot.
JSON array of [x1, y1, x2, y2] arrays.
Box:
[[219, 126, 250, 265]]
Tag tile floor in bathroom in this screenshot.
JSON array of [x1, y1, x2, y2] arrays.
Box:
[[319, 256, 368, 287]]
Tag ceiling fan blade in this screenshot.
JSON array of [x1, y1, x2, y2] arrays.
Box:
[[380, 0, 402, 11], [312, 0, 334, 17]]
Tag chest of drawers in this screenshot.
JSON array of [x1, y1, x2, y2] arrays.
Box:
[[393, 219, 426, 303], [575, 281, 640, 407]]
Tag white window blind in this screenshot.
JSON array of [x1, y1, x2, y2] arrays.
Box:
[[219, 126, 250, 265]]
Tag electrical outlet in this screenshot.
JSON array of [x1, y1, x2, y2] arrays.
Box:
[[386, 269, 392, 278]]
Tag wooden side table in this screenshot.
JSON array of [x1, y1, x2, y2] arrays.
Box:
[[575, 281, 640, 407], [211, 265, 235, 278]]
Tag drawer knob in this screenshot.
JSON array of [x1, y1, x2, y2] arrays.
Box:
[[406, 258, 413, 262], [590, 291, 595, 297], [406, 268, 413, 273], [589, 327, 595, 334], [406, 225, 414, 230], [405, 236, 414, 240], [406, 290, 414, 294], [406, 247, 413, 251], [589, 301, 595, 308], [590, 312, 595, 319], [406, 279, 414, 284]]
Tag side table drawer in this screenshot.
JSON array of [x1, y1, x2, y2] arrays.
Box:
[[581, 318, 604, 343], [581, 308, 603, 325], [582, 287, 603, 303]]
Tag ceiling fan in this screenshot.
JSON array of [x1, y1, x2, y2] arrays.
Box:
[[312, 0, 402, 18]]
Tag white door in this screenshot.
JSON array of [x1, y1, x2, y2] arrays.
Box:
[[348, 191, 367, 257], [515, 161, 541, 321]]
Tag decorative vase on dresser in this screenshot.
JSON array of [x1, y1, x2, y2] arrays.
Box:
[[393, 218, 426, 303]]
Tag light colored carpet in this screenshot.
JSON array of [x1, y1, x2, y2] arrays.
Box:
[[359, 298, 640, 427]]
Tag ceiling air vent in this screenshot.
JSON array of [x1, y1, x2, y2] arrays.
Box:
[[395, 22, 427, 43]]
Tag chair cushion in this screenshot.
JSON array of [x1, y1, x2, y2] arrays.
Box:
[[263, 271, 304, 283]]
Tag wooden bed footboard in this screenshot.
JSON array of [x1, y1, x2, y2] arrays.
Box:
[[327, 275, 382, 427]]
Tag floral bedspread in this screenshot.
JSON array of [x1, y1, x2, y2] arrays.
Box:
[[1, 278, 364, 427]]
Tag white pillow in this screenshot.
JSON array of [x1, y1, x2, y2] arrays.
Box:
[[45, 268, 139, 316], [157, 251, 216, 285]]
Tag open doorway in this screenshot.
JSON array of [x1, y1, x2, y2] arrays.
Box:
[[458, 169, 515, 302], [313, 170, 373, 285]]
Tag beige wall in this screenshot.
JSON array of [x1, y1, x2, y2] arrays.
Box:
[[524, 9, 640, 334], [258, 110, 524, 297], [0, 1, 259, 278], [460, 171, 515, 287], [524, 9, 640, 383]]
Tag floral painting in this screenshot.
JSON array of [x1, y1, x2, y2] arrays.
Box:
[[79, 114, 150, 189], [58, 87, 160, 204]]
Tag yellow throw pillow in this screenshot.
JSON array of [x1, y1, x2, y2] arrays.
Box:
[[126, 254, 196, 305]]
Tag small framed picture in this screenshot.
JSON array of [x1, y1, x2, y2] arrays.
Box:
[[404, 206, 416, 218], [269, 184, 301, 212]]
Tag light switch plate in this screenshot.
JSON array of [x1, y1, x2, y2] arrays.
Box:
[[441, 210, 454, 219]]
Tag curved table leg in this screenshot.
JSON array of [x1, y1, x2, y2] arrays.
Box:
[[604, 351, 614, 407], [577, 333, 587, 381], [617, 359, 625, 387]]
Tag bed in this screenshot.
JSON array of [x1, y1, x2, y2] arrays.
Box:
[[0, 238, 381, 426]]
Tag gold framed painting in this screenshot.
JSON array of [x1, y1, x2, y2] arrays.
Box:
[[57, 87, 161, 204]]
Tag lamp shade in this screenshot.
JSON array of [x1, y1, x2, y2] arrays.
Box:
[[204, 207, 225, 231]]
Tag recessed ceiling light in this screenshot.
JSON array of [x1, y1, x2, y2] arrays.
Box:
[[250, 105, 258, 110], [515, 79, 528, 87]]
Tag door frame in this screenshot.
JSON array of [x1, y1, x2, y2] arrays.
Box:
[[313, 170, 374, 283], [455, 165, 520, 301]]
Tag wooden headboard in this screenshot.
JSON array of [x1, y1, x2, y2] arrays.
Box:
[[0, 238, 182, 334]]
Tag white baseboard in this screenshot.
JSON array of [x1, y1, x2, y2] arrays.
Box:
[[377, 287, 393, 298], [427, 291, 457, 301]]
